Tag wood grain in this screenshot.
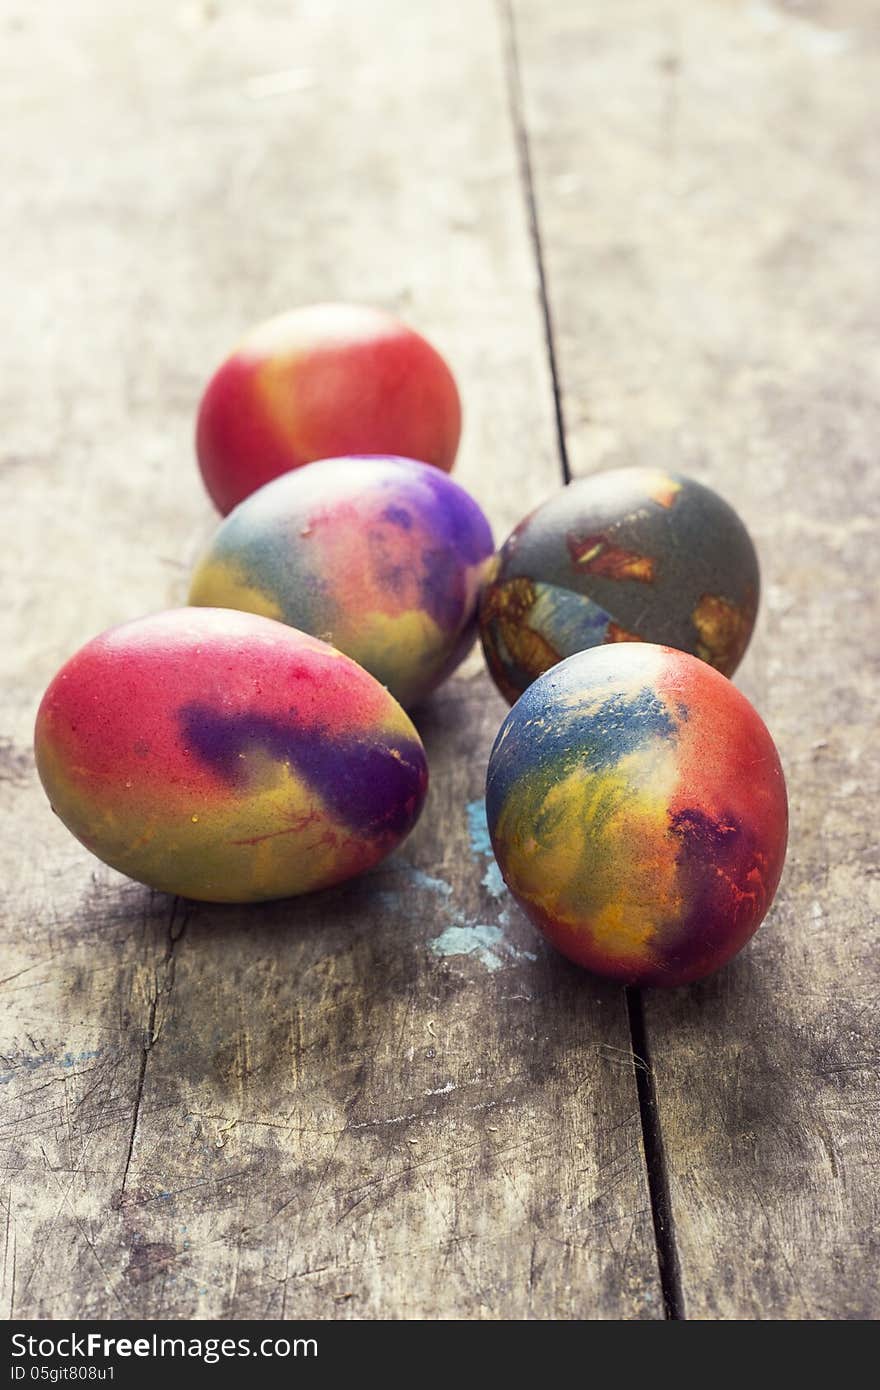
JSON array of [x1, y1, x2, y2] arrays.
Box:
[[0, 0, 661, 1318], [513, 0, 880, 1318]]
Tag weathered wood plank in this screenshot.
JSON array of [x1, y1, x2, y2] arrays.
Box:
[[1, 0, 661, 1318], [513, 0, 880, 1318]]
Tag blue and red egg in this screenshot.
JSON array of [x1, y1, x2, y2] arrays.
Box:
[[486, 643, 788, 986]]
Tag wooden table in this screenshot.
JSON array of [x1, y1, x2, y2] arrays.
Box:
[[2, 0, 877, 1320]]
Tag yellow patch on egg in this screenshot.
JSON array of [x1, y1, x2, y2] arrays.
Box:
[[188, 558, 284, 623], [254, 350, 312, 450], [496, 738, 683, 968], [341, 608, 448, 708]]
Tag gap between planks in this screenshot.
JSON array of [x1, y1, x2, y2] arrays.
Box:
[[498, 0, 571, 484], [497, 0, 683, 1320]]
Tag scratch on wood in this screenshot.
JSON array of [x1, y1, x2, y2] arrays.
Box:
[[121, 900, 190, 1192]]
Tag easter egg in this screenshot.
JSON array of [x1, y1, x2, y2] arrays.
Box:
[[479, 468, 759, 703], [189, 456, 494, 709], [34, 608, 428, 903], [196, 303, 462, 514], [485, 644, 787, 987]]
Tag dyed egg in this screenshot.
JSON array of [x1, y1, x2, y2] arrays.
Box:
[[197, 303, 462, 514], [34, 608, 428, 903], [479, 468, 759, 703], [486, 644, 787, 987], [188, 456, 494, 709]]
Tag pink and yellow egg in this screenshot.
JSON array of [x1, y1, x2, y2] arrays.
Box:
[[34, 608, 428, 903]]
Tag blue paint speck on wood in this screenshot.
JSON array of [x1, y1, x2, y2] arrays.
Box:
[[466, 798, 493, 858], [481, 860, 506, 899]]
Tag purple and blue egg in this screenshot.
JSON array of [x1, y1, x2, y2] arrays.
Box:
[[189, 455, 495, 708]]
